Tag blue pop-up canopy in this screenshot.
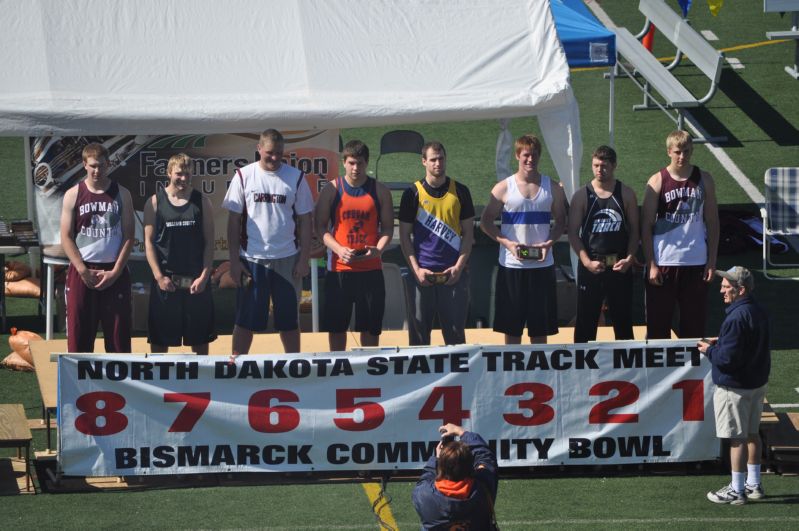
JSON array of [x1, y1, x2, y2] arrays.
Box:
[[551, 0, 616, 67]]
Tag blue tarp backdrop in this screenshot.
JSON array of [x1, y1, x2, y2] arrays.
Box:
[[552, 0, 616, 67]]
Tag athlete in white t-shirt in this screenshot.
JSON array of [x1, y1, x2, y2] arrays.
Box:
[[222, 129, 313, 354]]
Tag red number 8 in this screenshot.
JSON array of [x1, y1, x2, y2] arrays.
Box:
[[75, 391, 128, 436]]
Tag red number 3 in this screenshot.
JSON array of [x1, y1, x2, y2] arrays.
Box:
[[75, 391, 128, 436]]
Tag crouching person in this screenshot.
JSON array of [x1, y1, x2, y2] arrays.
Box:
[[412, 423, 498, 530]]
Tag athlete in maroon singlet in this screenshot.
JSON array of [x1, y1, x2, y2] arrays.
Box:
[[641, 131, 720, 339], [60, 143, 135, 352]]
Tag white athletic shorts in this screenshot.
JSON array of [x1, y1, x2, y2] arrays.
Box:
[[713, 383, 768, 439]]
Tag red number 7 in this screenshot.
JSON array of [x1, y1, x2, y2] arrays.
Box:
[[164, 392, 211, 432]]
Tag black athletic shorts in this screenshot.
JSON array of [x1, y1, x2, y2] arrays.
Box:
[[493, 265, 558, 338], [148, 278, 216, 347], [323, 269, 385, 335]]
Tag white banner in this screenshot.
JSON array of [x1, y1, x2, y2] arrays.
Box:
[[57, 340, 718, 476]]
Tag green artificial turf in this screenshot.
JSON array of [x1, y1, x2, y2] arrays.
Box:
[[1, 473, 798, 530]]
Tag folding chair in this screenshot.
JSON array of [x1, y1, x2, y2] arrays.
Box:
[[761, 167, 799, 280], [374, 130, 425, 191]]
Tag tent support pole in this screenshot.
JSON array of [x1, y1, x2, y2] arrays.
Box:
[[609, 65, 616, 147], [311, 258, 319, 332], [23, 137, 40, 270]]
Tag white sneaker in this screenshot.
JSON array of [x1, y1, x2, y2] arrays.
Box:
[[745, 483, 765, 500], [707, 484, 747, 505]]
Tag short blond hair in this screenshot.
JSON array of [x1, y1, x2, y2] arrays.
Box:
[[666, 130, 693, 150], [167, 153, 192, 176], [82, 142, 109, 163]]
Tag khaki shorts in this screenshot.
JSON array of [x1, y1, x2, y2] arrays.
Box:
[[713, 383, 768, 439]]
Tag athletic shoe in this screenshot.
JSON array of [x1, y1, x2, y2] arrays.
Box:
[[745, 483, 765, 499], [707, 484, 747, 505]]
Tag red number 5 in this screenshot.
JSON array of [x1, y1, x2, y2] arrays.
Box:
[[334, 388, 384, 431]]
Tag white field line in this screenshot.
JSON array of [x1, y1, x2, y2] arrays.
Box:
[[586, 0, 618, 28], [702, 30, 720, 41], [683, 113, 766, 203], [585, 1, 769, 208], [726, 57, 745, 69], [770, 403, 799, 408]]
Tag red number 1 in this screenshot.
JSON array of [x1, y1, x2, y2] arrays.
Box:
[[672, 380, 704, 421]]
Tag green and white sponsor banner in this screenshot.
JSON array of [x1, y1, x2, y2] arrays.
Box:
[[57, 340, 717, 476], [31, 131, 339, 258]]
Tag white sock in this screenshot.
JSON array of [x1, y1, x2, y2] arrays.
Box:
[[731, 471, 746, 493], [747, 464, 761, 486]]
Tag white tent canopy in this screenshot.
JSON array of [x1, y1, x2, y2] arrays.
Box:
[[0, 0, 581, 194]]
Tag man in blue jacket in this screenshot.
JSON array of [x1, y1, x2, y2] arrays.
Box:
[[698, 266, 770, 505], [412, 423, 498, 529]]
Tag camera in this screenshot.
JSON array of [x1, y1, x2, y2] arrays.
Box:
[[516, 245, 543, 260], [596, 254, 619, 267], [171, 274, 194, 290], [425, 272, 450, 285]]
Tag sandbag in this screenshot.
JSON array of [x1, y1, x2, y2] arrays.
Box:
[[8, 328, 43, 366], [5, 277, 41, 298], [4, 260, 31, 281], [2, 352, 34, 372]]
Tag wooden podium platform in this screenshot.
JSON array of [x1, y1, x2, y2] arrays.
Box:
[[34, 325, 650, 358]]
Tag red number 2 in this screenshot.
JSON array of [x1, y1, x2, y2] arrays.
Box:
[[589, 381, 639, 424]]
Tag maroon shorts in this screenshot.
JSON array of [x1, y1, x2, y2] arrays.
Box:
[[644, 264, 708, 339], [65, 263, 131, 353]]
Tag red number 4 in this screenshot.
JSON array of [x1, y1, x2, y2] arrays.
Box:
[[418, 386, 471, 425]]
